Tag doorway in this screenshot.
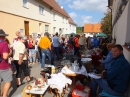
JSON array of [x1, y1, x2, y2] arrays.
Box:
[[24, 21, 29, 36]]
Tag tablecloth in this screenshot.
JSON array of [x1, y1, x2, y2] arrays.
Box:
[[61, 66, 88, 77], [48, 73, 72, 93]]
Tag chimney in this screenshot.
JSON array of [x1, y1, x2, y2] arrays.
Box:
[[61, 6, 63, 9]]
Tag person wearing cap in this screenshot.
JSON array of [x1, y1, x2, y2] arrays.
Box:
[[39, 32, 52, 69], [13, 35, 32, 87], [0, 29, 13, 97]]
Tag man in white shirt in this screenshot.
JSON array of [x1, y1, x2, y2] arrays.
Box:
[[52, 32, 60, 60], [13, 35, 32, 87]]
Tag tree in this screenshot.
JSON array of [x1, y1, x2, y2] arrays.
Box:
[[101, 10, 112, 37], [76, 27, 84, 33]]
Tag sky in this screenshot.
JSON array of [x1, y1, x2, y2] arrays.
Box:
[[56, 0, 108, 26]]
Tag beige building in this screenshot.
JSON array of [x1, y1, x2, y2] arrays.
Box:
[[108, 0, 130, 96], [0, 0, 77, 43], [0, 0, 53, 43]]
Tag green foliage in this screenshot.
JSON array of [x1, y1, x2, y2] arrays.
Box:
[[101, 10, 112, 37], [76, 27, 84, 33]]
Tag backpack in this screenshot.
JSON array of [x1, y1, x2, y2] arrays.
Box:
[[28, 41, 33, 48], [93, 38, 99, 46], [0, 40, 4, 63]]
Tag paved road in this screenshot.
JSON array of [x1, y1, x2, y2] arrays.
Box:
[[1, 60, 71, 97]]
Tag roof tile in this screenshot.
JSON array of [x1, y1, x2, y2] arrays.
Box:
[[43, 0, 70, 18]]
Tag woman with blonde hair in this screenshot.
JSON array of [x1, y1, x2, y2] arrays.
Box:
[[99, 43, 115, 70], [28, 35, 36, 65]]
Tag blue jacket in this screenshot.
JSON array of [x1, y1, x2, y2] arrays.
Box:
[[102, 51, 113, 70], [106, 54, 130, 94]]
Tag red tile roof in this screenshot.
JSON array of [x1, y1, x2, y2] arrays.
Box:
[[42, 0, 70, 18], [69, 17, 77, 26]]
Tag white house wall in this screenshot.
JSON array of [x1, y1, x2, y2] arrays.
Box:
[[51, 11, 69, 35], [112, 1, 130, 96], [68, 24, 76, 34], [0, 0, 51, 23], [113, 0, 130, 45]]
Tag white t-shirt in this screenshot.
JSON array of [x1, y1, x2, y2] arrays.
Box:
[[13, 41, 27, 60]]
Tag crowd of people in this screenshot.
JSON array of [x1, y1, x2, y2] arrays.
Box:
[[0, 29, 130, 97]]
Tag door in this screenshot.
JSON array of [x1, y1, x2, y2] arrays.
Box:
[[24, 21, 29, 36]]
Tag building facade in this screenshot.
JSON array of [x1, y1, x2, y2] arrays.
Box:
[[0, 0, 77, 43], [0, 0, 52, 43], [108, 0, 130, 96], [68, 17, 77, 34], [42, 0, 77, 35]]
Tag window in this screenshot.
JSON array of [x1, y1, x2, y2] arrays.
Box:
[[53, 27, 56, 34], [45, 25, 49, 32], [32, 33, 37, 38], [66, 19, 68, 24], [39, 23, 42, 32], [70, 25, 71, 30], [53, 13, 56, 20], [62, 17, 64, 23], [23, 0, 28, 8], [62, 28, 64, 33], [39, 6, 44, 14], [20, 29, 24, 33]]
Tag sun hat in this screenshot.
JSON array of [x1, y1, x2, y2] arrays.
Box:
[[0, 29, 9, 36]]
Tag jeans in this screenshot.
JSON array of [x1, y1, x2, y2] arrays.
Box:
[[29, 49, 36, 62], [90, 79, 122, 96], [41, 49, 52, 68], [54, 47, 59, 59], [37, 47, 42, 62], [74, 46, 80, 56]]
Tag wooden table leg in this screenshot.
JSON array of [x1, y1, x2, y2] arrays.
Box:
[[29, 94, 32, 97], [59, 93, 62, 97], [72, 76, 76, 90], [40, 94, 43, 97]]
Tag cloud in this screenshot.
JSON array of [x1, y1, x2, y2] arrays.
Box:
[[69, 0, 107, 12], [56, 0, 71, 4], [76, 15, 92, 26], [81, 15, 92, 24], [69, 12, 78, 19]]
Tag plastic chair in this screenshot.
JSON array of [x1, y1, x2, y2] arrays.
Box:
[[99, 90, 124, 97]]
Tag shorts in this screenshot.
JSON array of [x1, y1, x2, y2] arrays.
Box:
[[0, 68, 13, 83]]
